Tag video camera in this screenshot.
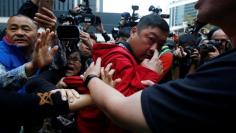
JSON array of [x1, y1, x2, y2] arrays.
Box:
[[112, 5, 139, 40], [148, 5, 170, 19], [57, 0, 99, 56], [58, 0, 101, 26]]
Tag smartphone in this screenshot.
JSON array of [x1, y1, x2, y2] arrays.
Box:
[[38, 0, 54, 14]]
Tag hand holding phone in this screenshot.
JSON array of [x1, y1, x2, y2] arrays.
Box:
[[38, 0, 53, 14]]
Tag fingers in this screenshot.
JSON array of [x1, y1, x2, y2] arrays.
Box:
[[104, 63, 112, 73], [95, 57, 102, 68], [114, 78, 122, 85], [34, 8, 56, 30], [34, 38, 41, 52], [50, 89, 80, 103], [65, 89, 76, 103], [141, 59, 149, 65], [50, 45, 59, 57], [150, 49, 159, 62], [84, 57, 102, 79], [141, 80, 155, 87], [101, 67, 105, 80], [80, 74, 85, 81], [41, 7, 56, 18], [71, 89, 80, 99]]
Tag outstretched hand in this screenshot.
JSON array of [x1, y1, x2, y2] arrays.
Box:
[[32, 28, 58, 68], [26, 29, 58, 76]]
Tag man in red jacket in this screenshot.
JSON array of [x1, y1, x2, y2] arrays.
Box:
[[77, 13, 173, 133]]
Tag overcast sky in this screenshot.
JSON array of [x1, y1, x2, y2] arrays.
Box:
[[103, 0, 170, 16]]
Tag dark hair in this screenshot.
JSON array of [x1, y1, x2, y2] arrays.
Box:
[[137, 13, 169, 33], [207, 27, 220, 40]]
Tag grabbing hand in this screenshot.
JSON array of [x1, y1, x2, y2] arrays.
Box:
[[101, 63, 121, 87], [50, 89, 80, 103], [83, 57, 102, 81]]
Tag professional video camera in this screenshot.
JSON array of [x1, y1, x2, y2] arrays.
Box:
[[148, 5, 170, 19], [57, 0, 101, 54], [111, 5, 139, 40], [57, 0, 102, 55], [58, 0, 101, 26]]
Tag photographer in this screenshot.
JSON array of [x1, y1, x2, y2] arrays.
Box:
[[196, 27, 232, 65], [67, 4, 111, 42], [112, 10, 138, 42], [207, 27, 232, 54], [172, 34, 201, 78]]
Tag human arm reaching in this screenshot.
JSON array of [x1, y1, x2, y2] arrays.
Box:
[[83, 58, 151, 133]]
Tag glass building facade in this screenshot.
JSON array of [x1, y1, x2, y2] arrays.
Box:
[[169, 0, 197, 31]]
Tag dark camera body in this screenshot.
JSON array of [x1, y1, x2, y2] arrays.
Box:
[[57, 25, 80, 41], [149, 5, 170, 19], [58, 0, 101, 26], [149, 5, 162, 14], [198, 40, 221, 54], [57, 25, 80, 55]]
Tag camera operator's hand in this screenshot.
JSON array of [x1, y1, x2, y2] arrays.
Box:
[[208, 46, 220, 59], [80, 31, 94, 49], [101, 63, 121, 87], [34, 7, 57, 31], [26, 29, 58, 77], [141, 49, 164, 74]]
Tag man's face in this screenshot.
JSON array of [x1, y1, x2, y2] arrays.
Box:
[[129, 26, 168, 62], [195, 0, 236, 24], [212, 29, 231, 53], [6, 16, 37, 47]]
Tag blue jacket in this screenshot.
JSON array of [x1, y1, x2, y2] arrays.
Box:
[[0, 38, 26, 71]]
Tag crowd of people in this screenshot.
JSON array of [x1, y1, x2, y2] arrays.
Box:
[[0, 0, 235, 132]]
